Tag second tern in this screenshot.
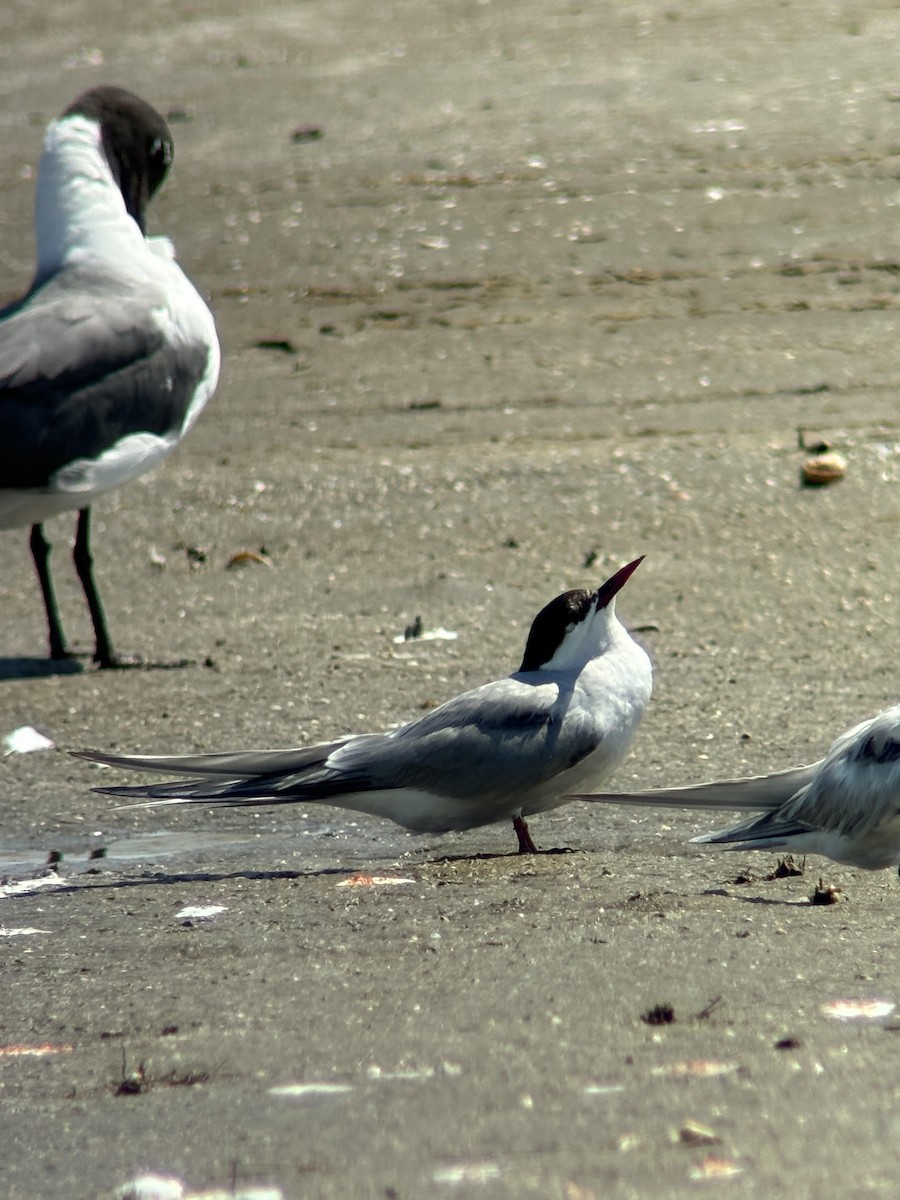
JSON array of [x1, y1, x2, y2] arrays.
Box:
[[570, 703, 900, 870]]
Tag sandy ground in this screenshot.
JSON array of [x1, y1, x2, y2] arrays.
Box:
[[0, 1, 898, 1197]]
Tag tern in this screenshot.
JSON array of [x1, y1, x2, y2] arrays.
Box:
[[75, 557, 652, 852], [0, 86, 220, 667], [570, 702, 900, 870]]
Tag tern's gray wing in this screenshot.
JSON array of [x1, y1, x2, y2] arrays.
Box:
[[0, 268, 210, 487], [332, 677, 598, 802], [568, 764, 820, 811], [766, 715, 900, 839]]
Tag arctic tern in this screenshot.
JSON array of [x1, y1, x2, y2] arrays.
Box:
[[76, 556, 652, 852], [570, 702, 900, 871]]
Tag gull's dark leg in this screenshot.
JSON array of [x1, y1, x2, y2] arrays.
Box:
[[29, 522, 69, 659], [513, 815, 539, 854], [73, 507, 116, 668]]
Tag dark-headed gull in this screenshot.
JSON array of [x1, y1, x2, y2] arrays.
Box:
[[0, 86, 220, 667]]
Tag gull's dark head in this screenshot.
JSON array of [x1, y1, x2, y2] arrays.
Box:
[[519, 556, 644, 673], [63, 86, 173, 233]]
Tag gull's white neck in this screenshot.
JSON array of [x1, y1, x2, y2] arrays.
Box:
[[34, 114, 147, 280]]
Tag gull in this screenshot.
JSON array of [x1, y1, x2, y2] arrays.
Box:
[[0, 86, 220, 667], [75, 557, 652, 852], [570, 703, 900, 870]]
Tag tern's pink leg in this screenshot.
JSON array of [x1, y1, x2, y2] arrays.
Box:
[[513, 816, 539, 854]]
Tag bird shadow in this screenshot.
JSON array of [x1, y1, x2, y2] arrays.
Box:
[[0, 654, 198, 681], [703, 886, 833, 907], [10, 850, 585, 896], [12, 864, 357, 895], [429, 846, 578, 864], [0, 656, 85, 681]]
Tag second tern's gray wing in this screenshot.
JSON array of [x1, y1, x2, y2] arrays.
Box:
[[694, 708, 900, 866], [769, 717, 900, 839]]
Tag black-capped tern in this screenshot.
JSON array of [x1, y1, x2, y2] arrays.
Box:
[[570, 702, 900, 871], [75, 557, 652, 852], [0, 86, 220, 667]]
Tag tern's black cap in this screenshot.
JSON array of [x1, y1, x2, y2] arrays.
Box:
[[518, 556, 644, 673]]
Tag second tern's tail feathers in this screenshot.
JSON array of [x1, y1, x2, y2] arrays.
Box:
[[568, 763, 819, 811]]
